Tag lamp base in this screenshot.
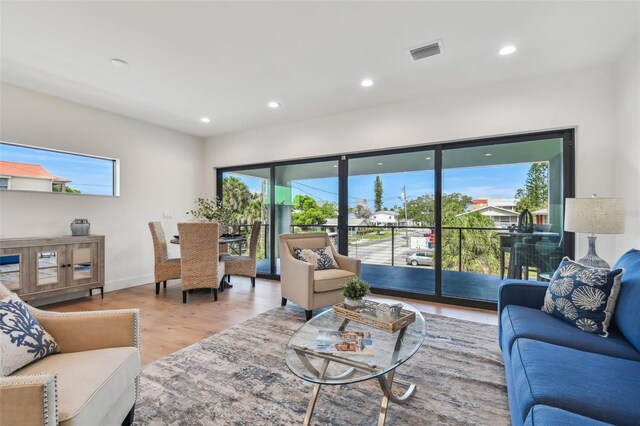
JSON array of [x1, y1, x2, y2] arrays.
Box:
[[576, 236, 610, 269]]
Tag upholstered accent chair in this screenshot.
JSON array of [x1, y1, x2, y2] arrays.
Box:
[[222, 221, 262, 287], [0, 284, 141, 426], [279, 233, 361, 321], [148, 221, 181, 295], [178, 222, 226, 303]]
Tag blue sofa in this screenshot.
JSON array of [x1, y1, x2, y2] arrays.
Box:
[[498, 249, 640, 425]]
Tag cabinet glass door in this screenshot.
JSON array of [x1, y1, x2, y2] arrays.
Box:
[[68, 243, 99, 285], [32, 246, 65, 289], [0, 250, 26, 293]]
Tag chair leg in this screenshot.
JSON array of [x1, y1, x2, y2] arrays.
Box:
[[213, 288, 218, 302], [305, 310, 313, 321], [121, 404, 135, 426], [281, 297, 287, 306], [182, 290, 187, 304], [228, 275, 231, 283], [251, 277, 255, 287], [219, 277, 225, 292], [155, 282, 160, 295], [89, 288, 92, 296], [163, 280, 167, 289], [100, 287, 104, 299]]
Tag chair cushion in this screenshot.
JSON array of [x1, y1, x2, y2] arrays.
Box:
[[541, 257, 623, 337], [525, 405, 611, 426], [613, 249, 640, 352], [314, 269, 356, 293], [13, 347, 140, 426], [501, 305, 640, 361], [511, 338, 640, 425], [1, 294, 60, 376], [294, 246, 338, 270]]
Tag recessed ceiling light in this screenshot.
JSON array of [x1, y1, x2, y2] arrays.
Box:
[[110, 58, 129, 67], [268, 101, 281, 108], [499, 45, 517, 56], [361, 78, 374, 87], [485, 153, 492, 157], [425, 157, 431, 160], [200, 117, 211, 123], [377, 162, 383, 166]]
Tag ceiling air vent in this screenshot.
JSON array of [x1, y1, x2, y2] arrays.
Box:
[[409, 40, 443, 61]]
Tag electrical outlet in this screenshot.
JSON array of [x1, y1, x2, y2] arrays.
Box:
[[163, 211, 173, 219]]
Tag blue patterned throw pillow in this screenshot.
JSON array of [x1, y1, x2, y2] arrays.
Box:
[[0, 294, 60, 376], [293, 246, 339, 270], [541, 257, 623, 337]]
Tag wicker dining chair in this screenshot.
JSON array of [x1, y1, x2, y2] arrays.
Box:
[[149, 222, 181, 295], [177, 222, 226, 303], [222, 221, 262, 287]]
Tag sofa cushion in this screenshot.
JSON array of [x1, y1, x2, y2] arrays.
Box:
[[501, 305, 640, 361], [0, 294, 60, 376], [541, 258, 623, 337], [613, 249, 640, 352], [525, 405, 612, 426], [511, 338, 640, 425], [13, 346, 140, 426], [314, 269, 356, 293]]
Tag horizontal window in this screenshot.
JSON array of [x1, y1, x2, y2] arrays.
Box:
[[0, 142, 119, 196]]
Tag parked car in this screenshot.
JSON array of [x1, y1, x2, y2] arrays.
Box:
[[406, 251, 434, 266]]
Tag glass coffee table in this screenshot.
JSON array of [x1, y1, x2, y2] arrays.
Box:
[[285, 300, 426, 425]]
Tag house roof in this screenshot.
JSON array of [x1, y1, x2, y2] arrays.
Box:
[[372, 211, 398, 216], [0, 160, 70, 182], [458, 206, 519, 217]]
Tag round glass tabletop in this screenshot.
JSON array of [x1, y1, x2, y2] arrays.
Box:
[[285, 299, 426, 385]]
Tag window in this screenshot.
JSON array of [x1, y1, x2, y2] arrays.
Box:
[[0, 142, 119, 196]]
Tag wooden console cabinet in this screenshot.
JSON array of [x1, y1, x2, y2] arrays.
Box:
[[0, 235, 105, 302]]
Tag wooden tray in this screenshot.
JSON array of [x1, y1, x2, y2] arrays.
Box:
[[332, 300, 416, 333]]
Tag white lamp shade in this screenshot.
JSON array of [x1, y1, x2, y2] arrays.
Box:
[[564, 198, 625, 234]]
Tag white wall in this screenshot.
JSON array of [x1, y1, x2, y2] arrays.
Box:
[[0, 83, 206, 298], [10, 176, 52, 192], [205, 63, 623, 263], [614, 35, 640, 256]]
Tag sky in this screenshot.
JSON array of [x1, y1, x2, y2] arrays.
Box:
[[225, 162, 533, 209], [0, 143, 114, 195]]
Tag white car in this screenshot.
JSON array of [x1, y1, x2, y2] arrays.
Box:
[[406, 251, 434, 266]]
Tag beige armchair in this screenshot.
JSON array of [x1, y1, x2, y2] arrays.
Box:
[[279, 233, 361, 321], [0, 285, 140, 426]]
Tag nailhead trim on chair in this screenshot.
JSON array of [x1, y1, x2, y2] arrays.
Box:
[[0, 373, 58, 425]]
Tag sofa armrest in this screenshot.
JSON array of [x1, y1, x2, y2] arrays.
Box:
[[28, 307, 140, 354], [279, 247, 315, 309], [0, 373, 58, 425], [498, 280, 548, 317], [333, 253, 361, 276]]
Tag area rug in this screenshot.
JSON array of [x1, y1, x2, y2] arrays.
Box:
[[135, 306, 510, 425]]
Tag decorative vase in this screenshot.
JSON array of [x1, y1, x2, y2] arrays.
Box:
[[70, 219, 90, 236], [344, 297, 365, 309]]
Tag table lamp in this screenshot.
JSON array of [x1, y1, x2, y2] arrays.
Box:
[[564, 196, 625, 268]]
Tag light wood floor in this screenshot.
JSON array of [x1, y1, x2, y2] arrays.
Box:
[[42, 277, 498, 366]]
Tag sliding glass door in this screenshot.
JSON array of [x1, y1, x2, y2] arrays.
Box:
[[217, 130, 574, 309], [273, 159, 340, 275], [440, 137, 566, 302], [348, 150, 436, 295]]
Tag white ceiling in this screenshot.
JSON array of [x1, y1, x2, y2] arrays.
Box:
[[1, 1, 638, 138]]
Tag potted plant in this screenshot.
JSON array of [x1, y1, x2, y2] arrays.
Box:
[[342, 276, 371, 309], [188, 198, 238, 234]]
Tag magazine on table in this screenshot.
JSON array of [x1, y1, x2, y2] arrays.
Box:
[[315, 330, 374, 355]]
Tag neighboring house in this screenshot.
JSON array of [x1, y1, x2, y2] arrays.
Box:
[[370, 211, 398, 226], [0, 160, 70, 192], [460, 205, 520, 228], [324, 214, 370, 236], [460, 204, 549, 228]]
